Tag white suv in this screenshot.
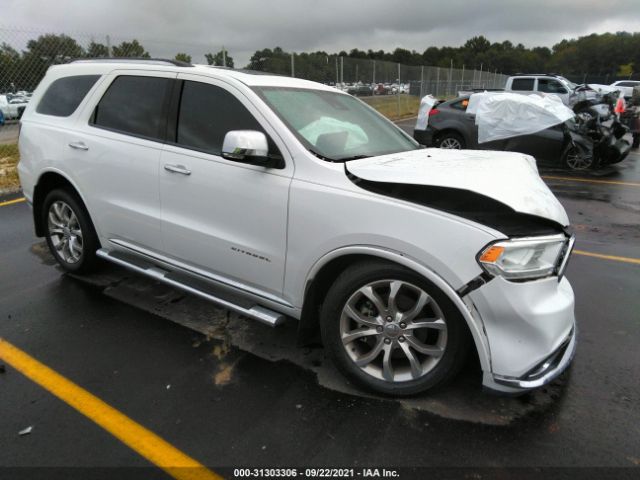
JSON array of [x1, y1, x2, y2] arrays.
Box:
[[18, 59, 577, 396]]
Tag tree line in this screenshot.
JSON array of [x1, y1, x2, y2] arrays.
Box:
[[1, 31, 639, 92], [0, 34, 233, 91]]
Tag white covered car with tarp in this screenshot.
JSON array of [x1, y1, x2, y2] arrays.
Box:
[[414, 90, 631, 170]]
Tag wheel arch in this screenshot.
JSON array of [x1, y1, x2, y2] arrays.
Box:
[[32, 169, 93, 238], [297, 246, 491, 372]]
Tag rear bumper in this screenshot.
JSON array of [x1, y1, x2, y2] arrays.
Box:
[[413, 127, 435, 146]]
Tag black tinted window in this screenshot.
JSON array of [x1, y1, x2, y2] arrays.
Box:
[[511, 78, 534, 91], [93, 75, 171, 140], [37, 75, 100, 117], [177, 81, 266, 155]]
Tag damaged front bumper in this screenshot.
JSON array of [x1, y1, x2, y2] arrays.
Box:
[[483, 326, 576, 394], [467, 272, 577, 395]]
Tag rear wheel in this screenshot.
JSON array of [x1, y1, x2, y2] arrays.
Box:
[[632, 133, 639, 149], [43, 189, 100, 273], [320, 262, 470, 396], [436, 132, 465, 149]]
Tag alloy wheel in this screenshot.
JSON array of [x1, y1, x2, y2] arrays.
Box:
[[439, 137, 462, 149], [339, 279, 448, 383], [565, 148, 593, 170], [47, 200, 84, 264]]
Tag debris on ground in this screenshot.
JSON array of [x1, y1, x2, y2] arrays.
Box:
[[18, 426, 33, 436]]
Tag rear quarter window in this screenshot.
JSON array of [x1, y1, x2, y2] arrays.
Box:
[[450, 99, 469, 110], [36, 75, 100, 117], [511, 78, 534, 91]]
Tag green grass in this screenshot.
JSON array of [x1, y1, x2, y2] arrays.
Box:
[[361, 94, 421, 120], [0, 143, 20, 191]]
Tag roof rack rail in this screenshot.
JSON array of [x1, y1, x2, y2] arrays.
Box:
[[69, 57, 194, 67], [513, 72, 563, 77]]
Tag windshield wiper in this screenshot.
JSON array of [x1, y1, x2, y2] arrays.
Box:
[[308, 149, 338, 162], [336, 154, 371, 161]]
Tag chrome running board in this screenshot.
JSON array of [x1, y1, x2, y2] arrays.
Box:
[[96, 248, 286, 327]]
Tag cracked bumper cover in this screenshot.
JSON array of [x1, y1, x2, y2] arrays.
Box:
[[483, 325, 576, 394], [467, 274, 577, 394]]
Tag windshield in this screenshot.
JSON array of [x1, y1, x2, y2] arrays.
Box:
[[557, 76, 577, 90], [253, 87, 418, 161]]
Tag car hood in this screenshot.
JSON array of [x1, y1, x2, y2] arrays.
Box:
[[346, 148, 569, 227]]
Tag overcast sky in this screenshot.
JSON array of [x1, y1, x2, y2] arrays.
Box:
[[4, 0, 640, 67]]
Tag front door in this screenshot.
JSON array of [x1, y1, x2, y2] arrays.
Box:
[[159, 75, 292, 298]]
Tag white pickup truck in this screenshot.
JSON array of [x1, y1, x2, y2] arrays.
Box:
[[504, 74, 576, 105], [0, 94, 29, 120]]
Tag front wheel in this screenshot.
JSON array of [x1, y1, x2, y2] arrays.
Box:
[[43, 189, 100, 273], [562, 144, 594, 170], [320, 262, 470, 396]]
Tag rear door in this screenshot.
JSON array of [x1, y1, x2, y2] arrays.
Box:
[[503, 124, 565, 163], [68, 70, 176, 251], [158, 74, 293, 297]]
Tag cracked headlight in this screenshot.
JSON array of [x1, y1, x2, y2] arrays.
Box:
[[478, 235, 568, 281]]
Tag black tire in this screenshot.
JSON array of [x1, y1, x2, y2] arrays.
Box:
[[320, 261, 471, 396], [633, 133, 639, 149], [562, 144, 594, 170], [42, 188, 100, 273], [436, 132, 465, 149]]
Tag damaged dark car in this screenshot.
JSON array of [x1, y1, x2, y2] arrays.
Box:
[[414, 90, 632, 170]]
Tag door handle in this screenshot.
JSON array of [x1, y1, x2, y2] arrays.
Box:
[[164, 164, 191, 176], [68, 141, 89, 151]]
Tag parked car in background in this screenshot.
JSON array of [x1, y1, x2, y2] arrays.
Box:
[[504, 74, 576, 105], [374, 83, 390, 95], [18, 58, 576, 397], [414, 94, 631, 170], [347, 83, 373, 96], [610, 80, 640, 99], [0, 94, 29, 119]]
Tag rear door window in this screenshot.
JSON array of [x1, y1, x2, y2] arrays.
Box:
[[511, 78, 534, 91], [36, 75, 100, 117], [92, 75, 171, 141]]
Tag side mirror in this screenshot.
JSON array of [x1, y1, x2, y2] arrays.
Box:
[[222, 130, 271, 166]]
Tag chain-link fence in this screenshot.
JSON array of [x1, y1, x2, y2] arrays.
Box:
[[0, 26, 508, 191]]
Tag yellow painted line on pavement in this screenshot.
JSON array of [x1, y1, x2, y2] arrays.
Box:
[[542, 175, 640, 187], [0, 196, 26, 207], [0, 338, 222, 480], [574, 249, 640, 265]]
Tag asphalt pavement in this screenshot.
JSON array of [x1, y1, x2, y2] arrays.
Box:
[[1, 145, 639, 479]]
